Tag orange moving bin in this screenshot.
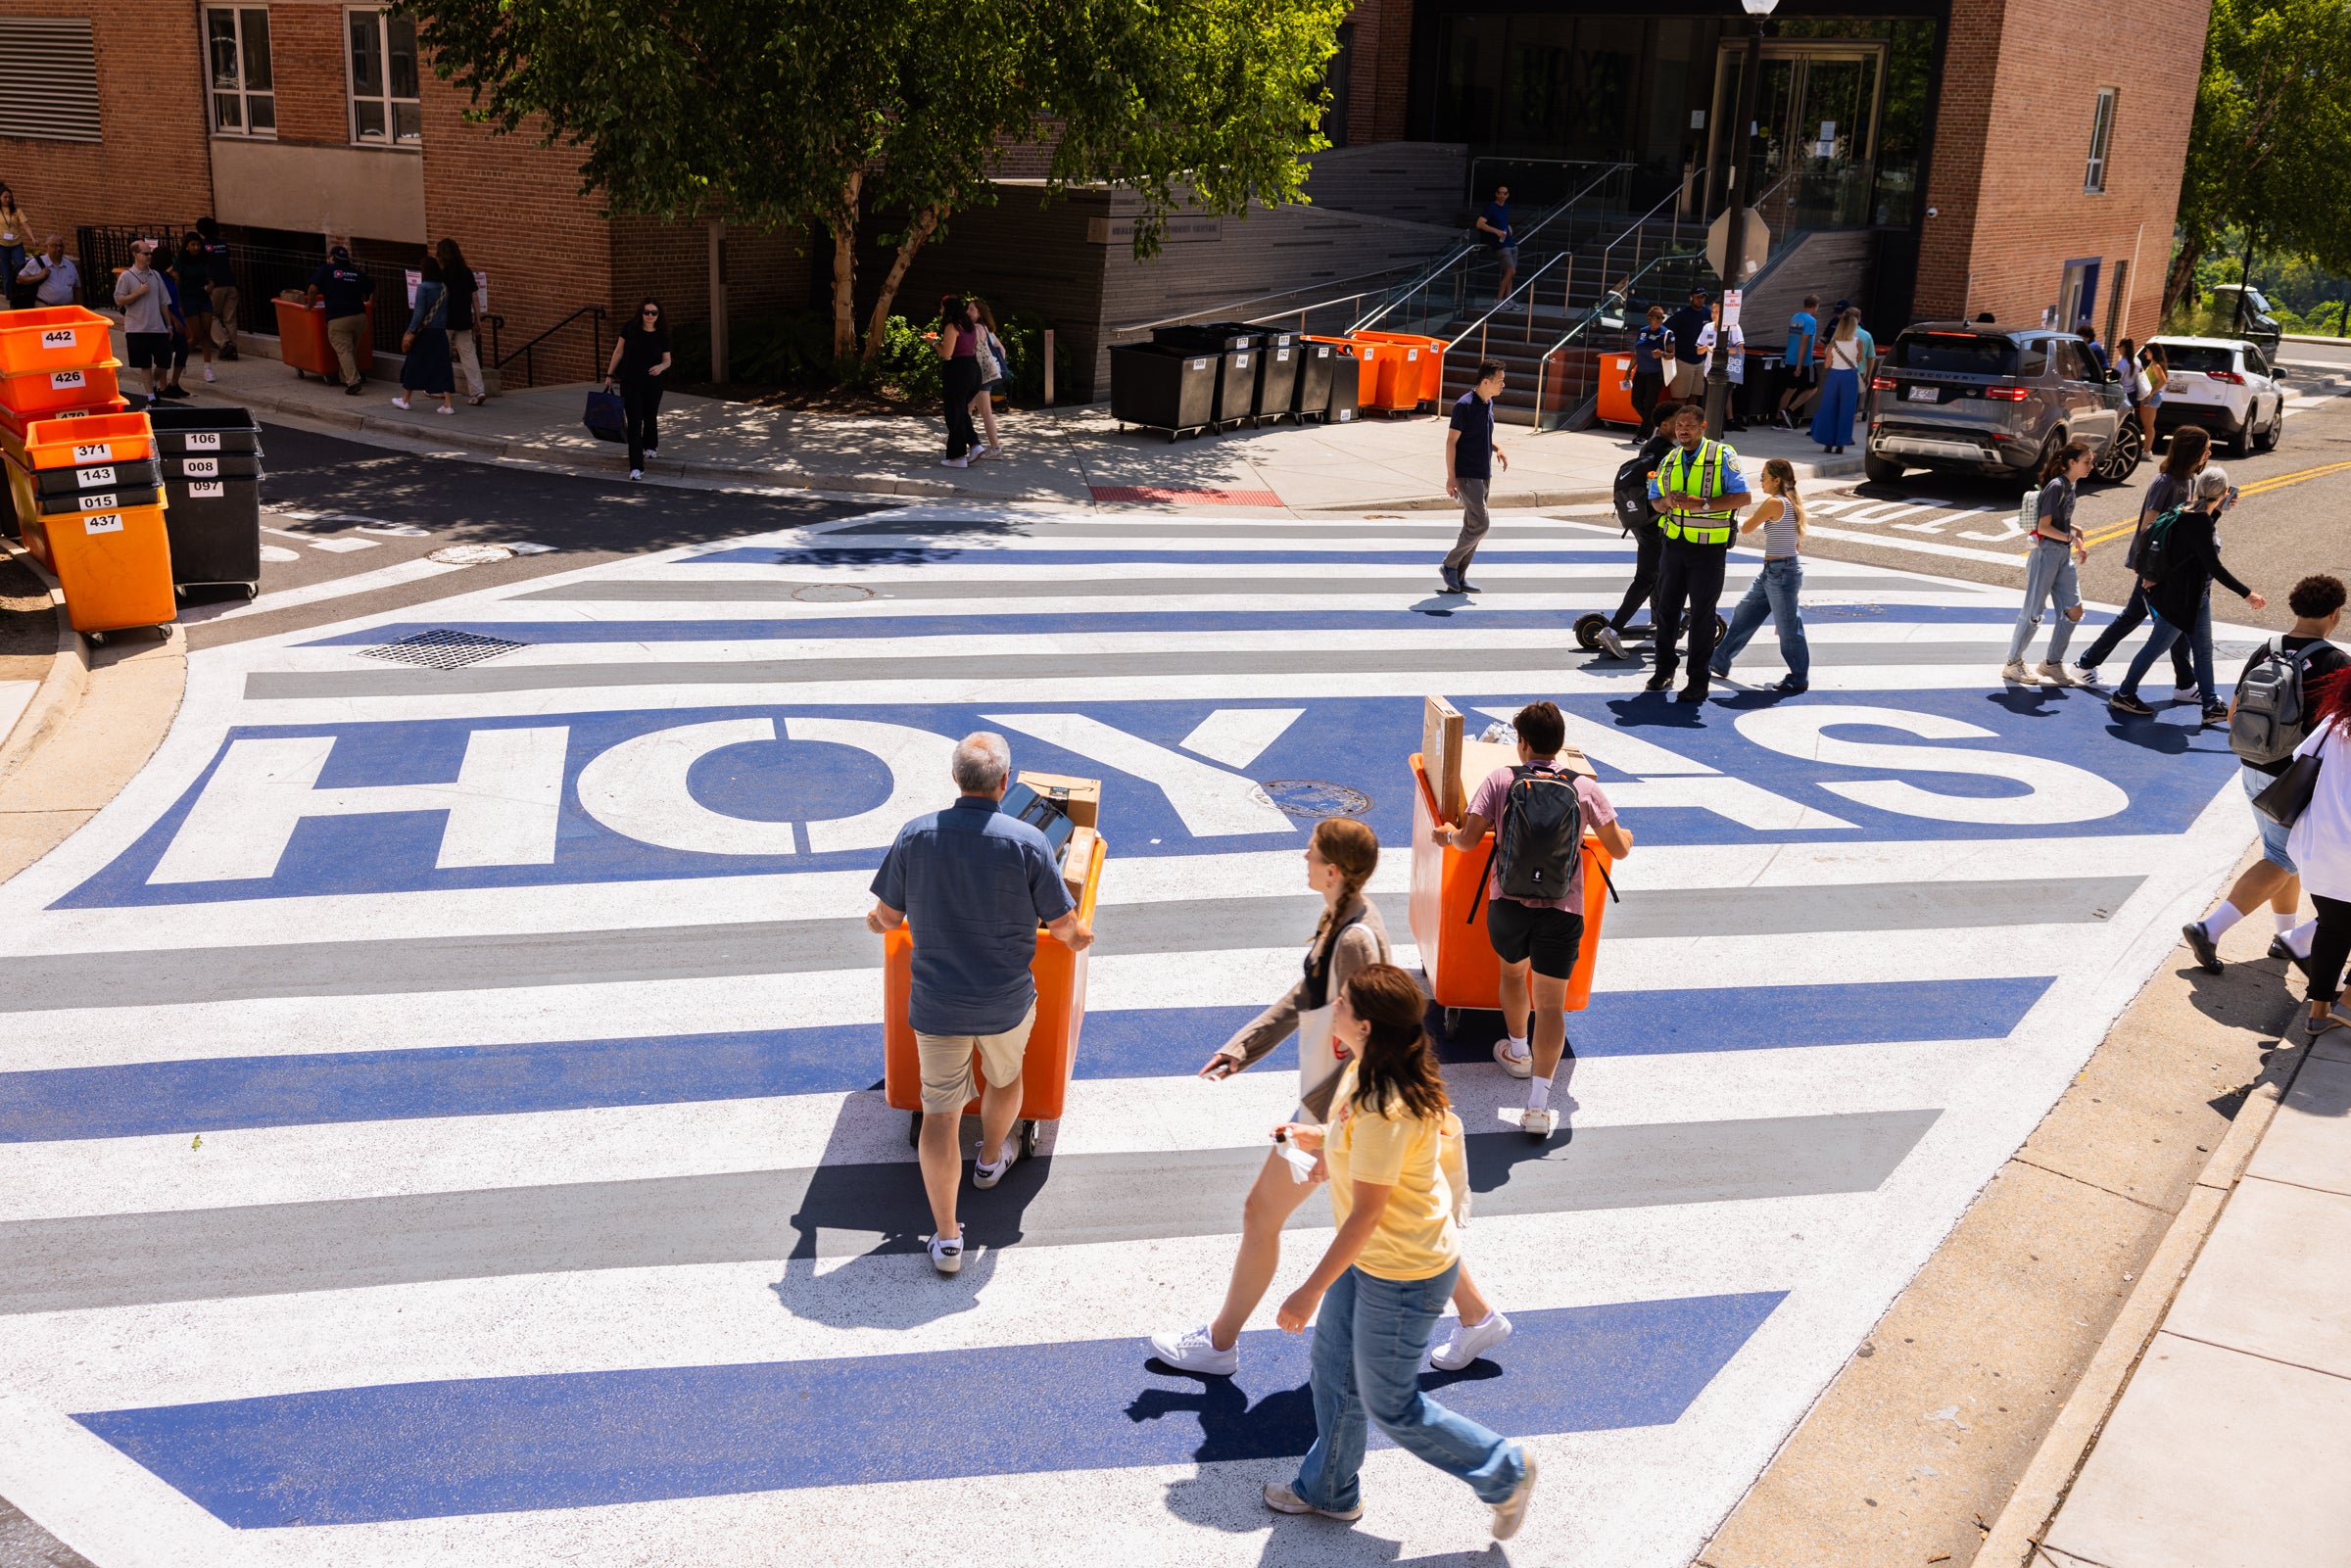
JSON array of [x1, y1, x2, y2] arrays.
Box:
[[1351, 339, 1428, 415], [884, 778, 1107, 1153], [0, 307, 116, 376], [1597, 351, 1641, 427], [272, 297, 373, 380], [14, 494, 177, 634], [1351, 331, 1447, 404], [0, 359, 124, 419]]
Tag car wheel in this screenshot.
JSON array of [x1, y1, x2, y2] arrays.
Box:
[[2094, 416, 2143, 481], [1863, 452, 1905, 485], [2227, 415, 2252, 458], [2256, 401, 2282, 451]]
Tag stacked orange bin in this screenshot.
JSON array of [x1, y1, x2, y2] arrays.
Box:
[[0, 308, 175, 635], [1351, 330, 1448, 407], [1350, 339, 1429, 416]]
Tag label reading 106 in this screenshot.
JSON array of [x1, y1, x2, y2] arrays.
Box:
[[82, 513, 124, 536], [49, 369, 84, 390], [41, 329, 77, 350], [72, 443, 114, 462], [186, 433, 222, 451]]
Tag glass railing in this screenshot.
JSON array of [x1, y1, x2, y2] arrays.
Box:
[[1532, 251, 1719, 432], [1352, 162, 1635, 335]]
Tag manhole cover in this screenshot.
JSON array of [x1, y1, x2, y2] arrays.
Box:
[[1253, 780, 1371, 819], [429, 544, 515, 565], [362, 629, 529, 670], [793, 584, 877, 602]]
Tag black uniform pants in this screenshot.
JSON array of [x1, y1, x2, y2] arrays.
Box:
[[1653, 535, 1730, 687], [621, 377, 663, 471], [1608, 524, 1664, 632]]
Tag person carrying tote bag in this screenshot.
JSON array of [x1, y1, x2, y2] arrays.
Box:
[[2282, 661, 2351, 1040], [1149, 819, 1515, 1379]]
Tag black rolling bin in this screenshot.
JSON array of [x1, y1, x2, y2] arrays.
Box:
[[146, 405, 264, 595], [1110, 345, 1221, 442]]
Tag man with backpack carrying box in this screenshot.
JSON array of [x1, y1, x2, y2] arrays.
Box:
[[2183, 573, 2349, 974], [1428, 701, 1636, 1137]]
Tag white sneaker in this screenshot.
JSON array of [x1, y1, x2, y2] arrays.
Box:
[[928, 1233, 963, 1275], [202, 365, 216, 382], [973, 1132, 1020, 1189], [1595, 625, 1628, 659], [2173, 686, 2200, 703], [1263, 1481, 1362, 1521], [1491, 1458, 1539, 1542], [984, 445, 1005, 458], [2036, 660, 2074, 686], [1428, 1309, 1514, 1371], [629, 468, 643, 481], [940, 454, 970, 468], [391, 397, 411, 410], [1519, 1106, 1558, 1138], [1149, 1325, 1239, 1376], [2066, 663, 2102, 687], [1494, 1039, 1534, 1078], [1999, 659, 2030, 683]]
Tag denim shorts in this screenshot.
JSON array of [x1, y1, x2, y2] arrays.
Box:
[[2243, 765, 2296, 873]]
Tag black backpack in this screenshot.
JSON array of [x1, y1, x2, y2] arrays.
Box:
[[1471, 765, 1583, 917], [1612, 436, 1672, 534], [2231, 639, 2323, 767], [2136, 504, 2189, 583]]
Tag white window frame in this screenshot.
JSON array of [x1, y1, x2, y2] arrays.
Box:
[[204, 6, 275, 138], [2085, 87, 2117, 194], [344, 6, 421, 148]]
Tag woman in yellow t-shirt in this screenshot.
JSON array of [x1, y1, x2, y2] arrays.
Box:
[[1264, 964, 1537, 1541]]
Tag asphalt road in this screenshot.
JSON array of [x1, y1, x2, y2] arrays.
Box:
[[1794, 361, 2351, 630], [176, 421, 880, 650]]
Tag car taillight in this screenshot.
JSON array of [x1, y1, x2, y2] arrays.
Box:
[[1984, 386, 2031, 402], [1871, 376, 1895, 390], [2207, 369, 2246, 384]]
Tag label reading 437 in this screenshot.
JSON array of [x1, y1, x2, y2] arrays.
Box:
[[82, 513, 124, 536]]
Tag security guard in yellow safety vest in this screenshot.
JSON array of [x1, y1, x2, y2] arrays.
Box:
[[1643, 402, 1752, 702]]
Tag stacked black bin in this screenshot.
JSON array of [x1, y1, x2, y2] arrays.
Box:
[[30, 455, 165, 519], [1110, 344, 1221, 441], [1249, 330, 1304, 427], [146, 406, 264, 596], [1150, 324, 1262, 430], [1291, 341, 1339, 424]]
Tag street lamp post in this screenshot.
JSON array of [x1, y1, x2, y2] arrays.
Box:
[[1704, 0, 1777, 442]]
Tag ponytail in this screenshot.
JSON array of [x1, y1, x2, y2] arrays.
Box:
[[2039, 439, 2093, 487], [1761, 456, 1805, 541], [1309, 817, 1380, 947]]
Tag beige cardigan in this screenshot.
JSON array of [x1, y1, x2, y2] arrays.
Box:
[[1214, 895, 1391, 1118]]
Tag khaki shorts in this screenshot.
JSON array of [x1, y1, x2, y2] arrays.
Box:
[[1670, 361, 1707, 399], [915, 1002, 1035, 1116]]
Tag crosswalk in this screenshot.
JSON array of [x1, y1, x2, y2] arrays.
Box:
[[0, 506, 2262, 1566]]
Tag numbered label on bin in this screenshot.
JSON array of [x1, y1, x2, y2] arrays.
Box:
[[186, 433, 221, 451], [76, 493, 118, 510], [73, 465, 115, 487], [1277, 350, 1290, 361], [82, 513, 123, 536], [189, 481, 224, 499], [52, 407, 89, 419], [49, 369, 85, 390], [41, 329, 77, 350], [183, 457, 219, 477], [72, 443, 114, 463]]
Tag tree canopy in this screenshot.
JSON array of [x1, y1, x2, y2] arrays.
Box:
[[404, 0, 1348, 359], [2168, 0, 2351, 314]]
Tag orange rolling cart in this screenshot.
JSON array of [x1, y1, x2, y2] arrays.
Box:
[[1596, 351, 1640, 427], [272, 297, 374, 380], [0, 307, 116, 377], [884, 779, 1107, 1154], [1350, 339, 1429, 416], [1351, 331, 1447, 405]]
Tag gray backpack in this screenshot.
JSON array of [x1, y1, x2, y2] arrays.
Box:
[[2231, 639, 2322, 767]]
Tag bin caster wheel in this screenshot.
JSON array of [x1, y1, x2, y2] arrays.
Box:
[[1443, 1006, 1463, 1036], [907, 1111, 922, 1148], [1713, 612, 1728, 643], [1572, 612, 1607, 651], [1022, 1119, 1041, 1157], [243, 584, 260, 600]]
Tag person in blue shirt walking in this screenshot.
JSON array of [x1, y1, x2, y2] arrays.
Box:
[[1776, 294, 1820, 428], [866, 733, 1094, 1275], [1631, 306, 1668, 441], [1474, 185, 1516, 305], [1440, 360, 1508, 594]]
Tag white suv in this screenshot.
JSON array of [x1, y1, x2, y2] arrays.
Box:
[[2146, 336, 2286, 456]]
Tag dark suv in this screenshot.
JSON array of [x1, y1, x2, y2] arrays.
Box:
[[1865, 323, 2141, 486]]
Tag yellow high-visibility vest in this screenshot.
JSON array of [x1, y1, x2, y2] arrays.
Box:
[[1657, 440, 1742, 545]]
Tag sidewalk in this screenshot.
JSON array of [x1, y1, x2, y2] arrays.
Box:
[[153, 337, 1864, 510], [2017, 1015, 2351, 1568]]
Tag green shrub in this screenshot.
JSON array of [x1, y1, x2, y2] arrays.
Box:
[[668, 305, 1074, 402]]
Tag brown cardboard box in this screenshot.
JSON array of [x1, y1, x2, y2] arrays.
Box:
[[1015, 772, 1100, 830], [1422, 695, 1465, 822], [1061, 826, 1100, 903]]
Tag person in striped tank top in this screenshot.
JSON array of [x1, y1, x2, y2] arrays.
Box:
[[1708, 456, 1811, 693]]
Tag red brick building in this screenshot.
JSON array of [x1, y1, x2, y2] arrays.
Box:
[[0, 0, 2210, 394]]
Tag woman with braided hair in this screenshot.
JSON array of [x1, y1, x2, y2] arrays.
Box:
[[1150, 819, 1513, 1378]]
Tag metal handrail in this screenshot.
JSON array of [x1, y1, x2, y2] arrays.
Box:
[[1111, 260, 1436, 337], [1466, 156, 1627, 204], [1589, 166, 1707, 292], [495, 304, 607, 389], [1529, 250, 1718, 431], [1354, 162, 1632, 335]]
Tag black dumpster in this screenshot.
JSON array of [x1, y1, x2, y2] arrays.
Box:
[[34, 482, 164, 514], [32, 456, 163, 499], [146, 405, 264, 594], [1251, 331, 1304, 427], [1292, 341, 1339, 424], [1326, 347, 1363, 424], [1110, 344, 1220, 441], [1152, 324, 1260, 429]]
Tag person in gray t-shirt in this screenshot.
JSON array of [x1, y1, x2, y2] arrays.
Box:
[[113, 240, 175, 400]]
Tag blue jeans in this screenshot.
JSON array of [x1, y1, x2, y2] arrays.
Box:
[[1292, 1262, 1525, 1511], [1711, 556, 1808, 683], [2119, 594, 2216, 704], [2005, 538, 2082, 664]]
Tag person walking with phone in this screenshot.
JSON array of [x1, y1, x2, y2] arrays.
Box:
[[2108, 467, 2267, 722], [866, 733, 1093, 1275], [1440, 360, 1508, 594], [1429, 701, 1634, 1136], [2183, 574, 2348, 974], [1150, 819, 1514, 1379], [1710, 457, 1811, 692], [1645, 402, 1751, 701], [1263, 964, 1539, 1540], [601, 298, 672, 479], [2069, 424, 2206, 691], [2282, 662, 2351, 1042], [2001, 439, 2092, 685]]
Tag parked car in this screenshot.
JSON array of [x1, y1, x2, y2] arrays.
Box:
[[2145, 336, 2286, 457], [1864, 323, 2139, 486], [2199, 285, 2281, 350]]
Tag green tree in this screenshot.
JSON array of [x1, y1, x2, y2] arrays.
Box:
[[2167, 0, 2351, 316], [403, 0, 1345, 362]]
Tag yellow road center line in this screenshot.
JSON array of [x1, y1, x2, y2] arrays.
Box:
[[2073, 457, 2351, 550]]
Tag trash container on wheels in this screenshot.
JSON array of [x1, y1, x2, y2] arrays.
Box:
[[1249, 329, 1304, 427], [1597, 352, 1639, 427], [1304, 337, 1363, 424], [10, 487, 176, 635], [1151, 324, 1261, 430], [147, 405, 264, 595], [1349, 338, 1428, 416], [884, 775, 1107, 1153], [1110, 344, 1220, 442], [1352, 331, 1448, 407], [272, 296, 373, 380]]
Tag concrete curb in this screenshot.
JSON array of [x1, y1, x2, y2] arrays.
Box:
[[0, 543, 90, 793], [1975, 1022, 2319, 1565]]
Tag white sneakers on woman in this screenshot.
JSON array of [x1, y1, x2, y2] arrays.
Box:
[[1150, 1325, 1240, 1376], [1426, 1309, 1514, 1371]]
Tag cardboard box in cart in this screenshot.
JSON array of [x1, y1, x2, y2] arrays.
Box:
[[883, 773, 1106, 1149]]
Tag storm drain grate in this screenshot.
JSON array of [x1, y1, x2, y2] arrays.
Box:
[[1254, 780, 1371, 819], [361, 629, 530, 670]]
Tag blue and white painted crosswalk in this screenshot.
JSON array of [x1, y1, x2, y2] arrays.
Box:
[[0, 505, 2263, 1566]]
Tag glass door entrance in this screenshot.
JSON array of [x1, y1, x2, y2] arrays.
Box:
[[1708, 42, 1888, 233]]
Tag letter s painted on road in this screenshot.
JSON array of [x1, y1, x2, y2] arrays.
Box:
[[1733, 705, 2128, 825]]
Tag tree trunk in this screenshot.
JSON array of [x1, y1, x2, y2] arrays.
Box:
[[2162, 232, 2204, 323], [829, 170, 864, 361], [859, 206, 946, 362]]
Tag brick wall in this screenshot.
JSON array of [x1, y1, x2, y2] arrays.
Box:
[[1342, 0, 1414, 146], [0, 0, 212, 273], [262, 1, 351, 147]]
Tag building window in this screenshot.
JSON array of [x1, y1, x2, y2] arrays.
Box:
[[2085, 88, 2117, 194], [347, 7, 421, 145], [206, 8, 274, 136], [0, 18, 102, 143]]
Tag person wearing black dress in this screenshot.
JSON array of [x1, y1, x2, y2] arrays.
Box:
[[602, 299, 673, 479]]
